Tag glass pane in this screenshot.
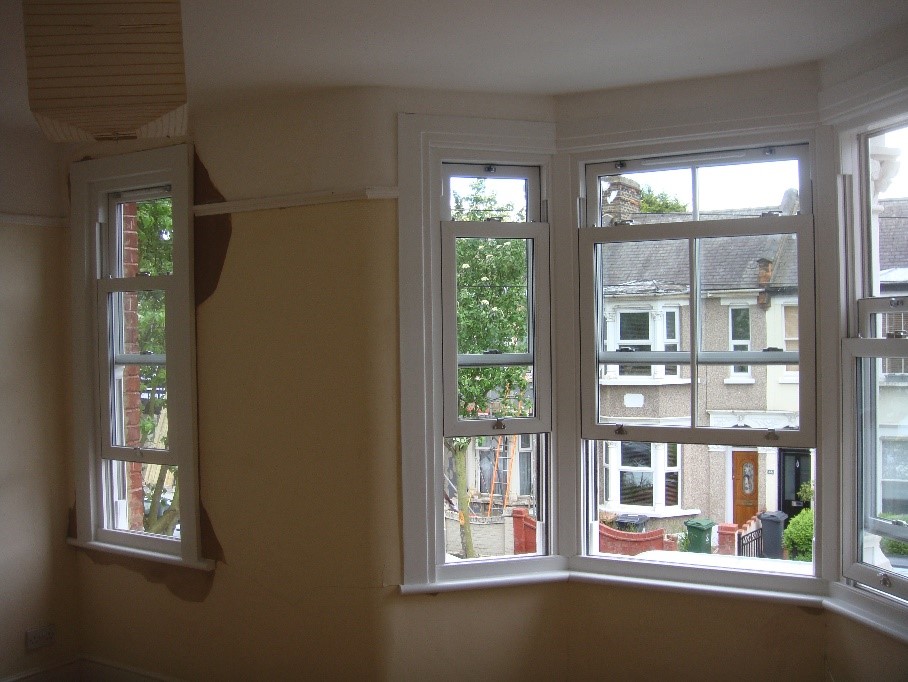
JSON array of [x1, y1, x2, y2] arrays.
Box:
[[696, 365, 799, 430], [590, 438, 816, 573], [115, 198, 173, 277], [596, 239, 691, 424], [110, 290, 166, 356], [699, 234, 798, 350], [449, 177, 528, 222], [731, 308, 750, 341], [868, 124, 908, 296], [111, 364, 168, 450], [456, 236, 534, 420], [103, 460, 180, 538], [620, 471, 654, 505], [598, 169, 692, 226], [621, 441, 652, 467], [697, 160, 800, 219], [667, 443, 679, 467], [858, 357, 908, 574], [665, 472, 679, 506], [443, 434, 543, 560], [456, 238, 529, 354]]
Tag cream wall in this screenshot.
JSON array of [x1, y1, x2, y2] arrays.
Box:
[[3, 61, 908, 681], [0, 220, 78, 677]]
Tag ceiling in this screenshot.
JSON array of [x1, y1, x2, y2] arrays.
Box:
[[4, 0, 908, 132]]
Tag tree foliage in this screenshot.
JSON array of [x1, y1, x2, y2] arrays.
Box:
[[451, 180, 531, 419], [640, 185, 688, 214]]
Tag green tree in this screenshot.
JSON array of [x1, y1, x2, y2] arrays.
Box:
[[640, 185, 688, 214], [445, 180, 531, 558]]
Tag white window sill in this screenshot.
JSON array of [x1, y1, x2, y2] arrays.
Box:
[[601, 377, 691, 386], [68, 537, 216, 571], [601, 505, 701, 519], [724, 376, 755, 385]]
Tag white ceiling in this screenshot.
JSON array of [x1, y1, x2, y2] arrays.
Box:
[[4, 0, 908, 131]]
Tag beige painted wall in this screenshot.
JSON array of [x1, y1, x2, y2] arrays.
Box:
[[0, 222, 78, 678]]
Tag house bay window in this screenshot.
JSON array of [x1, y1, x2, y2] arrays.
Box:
[[69, 146, 209, 569], [596, 441, 682, 512]]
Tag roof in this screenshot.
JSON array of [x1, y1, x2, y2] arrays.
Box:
[[602, 233, 797, 294]]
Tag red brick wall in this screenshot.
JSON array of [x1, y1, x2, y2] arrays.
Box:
[[122, 202, 145, 530]]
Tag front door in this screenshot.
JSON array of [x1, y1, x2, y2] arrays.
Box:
[[732, 450, 759, 527], [779, 449, 812, 524]]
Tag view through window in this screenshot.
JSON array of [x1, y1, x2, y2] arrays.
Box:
[[584, 148, 815, 573]]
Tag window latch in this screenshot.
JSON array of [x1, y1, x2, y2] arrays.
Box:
[[492, 418, 506, 431]]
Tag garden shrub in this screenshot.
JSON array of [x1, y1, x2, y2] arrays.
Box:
[[783, 508, 813, 561]]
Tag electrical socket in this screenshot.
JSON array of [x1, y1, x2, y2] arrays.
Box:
[[25, 624, 55, 651]]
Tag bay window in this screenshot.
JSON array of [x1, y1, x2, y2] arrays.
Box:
[[400, 115, 820, 597]]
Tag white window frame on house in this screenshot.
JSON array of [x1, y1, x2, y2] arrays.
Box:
[[729, 306, 752, 377], [598, 441, 686, 515], [69, 145, 211, 570], [600, 304, 686, 383]]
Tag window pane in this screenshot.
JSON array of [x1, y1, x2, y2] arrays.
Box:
[[456, 236, 534, 419], [699, 234, 798, 350], [697, 160, 800, 218], [858, 357, 908, 573], [110, 290, 166, 356], [696, 365, 799, 429], [598, 169, 692, 226], [620, 312, 650, 340], [667, 443, 679, 467], [449, 177, 528, 222], [115, 198, 173, 277], [665, 472, 679, 506], [443, 434, 543, 560], [598, 239, 690, 384], [103, 460, 180, 538], [620, 471, 654, 505], [731, 308, 750, 341], [590, 438, 815, 572], [111, 364, 168, 450], [868, 124, 908, 297], [621, 441, 652, 467], [456, 237, 529, 354]]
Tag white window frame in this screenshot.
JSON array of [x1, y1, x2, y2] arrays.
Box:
[[601, 441, 682, 513], [401, 114, 833, 607], [69, 145, 211, 570], [729, 305, 752, 376], [440, 218, 552, 437]]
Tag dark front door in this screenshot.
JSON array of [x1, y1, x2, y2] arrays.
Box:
[[779, 449, 812, 524]]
